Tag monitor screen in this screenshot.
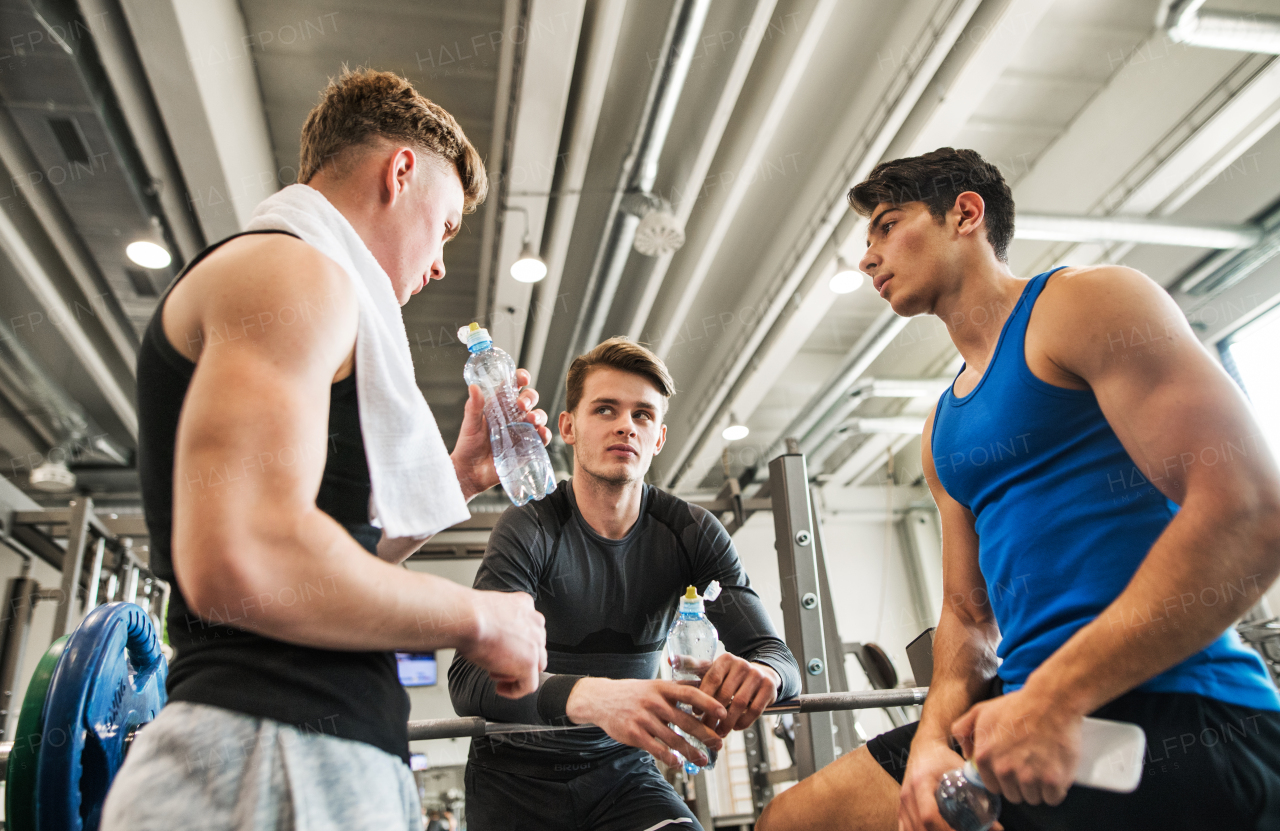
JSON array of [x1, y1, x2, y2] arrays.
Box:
[[409, 753, 429, 771], [395, 652, 437, 687]]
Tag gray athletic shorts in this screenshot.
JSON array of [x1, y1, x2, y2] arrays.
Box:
[[102, 701, 422, 831]]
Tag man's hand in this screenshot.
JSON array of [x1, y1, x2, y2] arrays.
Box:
[[898, 733, 1001, 831], [951, 687, 1082, 806], [453, 368, 551, 500], [455, 589, 547, 698], [565, 678, 728, 769], [697, 655, 780, 736]]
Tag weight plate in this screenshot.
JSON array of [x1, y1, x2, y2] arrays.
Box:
[[6, 636, 69, 831], [36, 603, 167, 831]]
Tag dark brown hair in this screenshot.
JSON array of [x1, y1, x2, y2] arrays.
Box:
[[848, 147, 1014, 262], [566, 338, 675, 414], [299, 67, 487, 212]]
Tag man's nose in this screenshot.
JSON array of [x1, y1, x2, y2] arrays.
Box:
[[430, 257, 446, 281], [859, 249, 878, 275]]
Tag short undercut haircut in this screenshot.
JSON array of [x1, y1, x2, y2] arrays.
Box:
[[566, 338, 675, 415], [298, 67, 487, 212], [848, 147, 1014, 262]]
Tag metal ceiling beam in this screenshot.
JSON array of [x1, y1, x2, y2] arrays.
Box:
[[520, 0, 627, 384], [0, 193, 138, 439], [475, 0, 523, 322], [482, 0, 587, 351], [623, 0, 780, 340], [1015, 213, 1261, 248], [76, 0, 205, 263], [0, 105, 140, 376], [118, 0, 276, 240], [654, 0, 838, 359]]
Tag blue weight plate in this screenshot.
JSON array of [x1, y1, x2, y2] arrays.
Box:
[[36, 603, 167, 831]]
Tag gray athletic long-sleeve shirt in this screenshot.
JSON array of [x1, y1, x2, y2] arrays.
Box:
[[448, 479, 801, 765]]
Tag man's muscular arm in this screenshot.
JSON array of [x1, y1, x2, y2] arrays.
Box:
[[169, 236, 544, 695], [899, 409, 1003, 831], [954, 266, 1280, 806]]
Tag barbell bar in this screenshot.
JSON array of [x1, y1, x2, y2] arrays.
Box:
[[407, 687, 928, 740]]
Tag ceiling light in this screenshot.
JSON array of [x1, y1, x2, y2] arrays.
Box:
[[722, 414, 749, 442], [126, 241, 171, 269], [30, 459, 75, 492], [510, 240, 547, 283], [829, 258, 864, 294]]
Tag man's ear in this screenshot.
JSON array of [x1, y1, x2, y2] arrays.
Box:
[[953, 191, 986, 239], [558, 410, 575, 445], [653, 423, 667, 455], [385, 146, 416, 206]]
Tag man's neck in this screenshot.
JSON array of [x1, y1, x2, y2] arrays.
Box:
[[571, 468, 645, 540], [933, 258, 1024, 372]]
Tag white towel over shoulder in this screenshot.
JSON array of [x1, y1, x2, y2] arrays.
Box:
[[246, 184, 469, 539]]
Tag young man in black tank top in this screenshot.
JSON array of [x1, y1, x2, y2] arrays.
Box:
[[104, 70, 549, 830], [450, 338, 801, 831], [758, 149, 1280, 831]]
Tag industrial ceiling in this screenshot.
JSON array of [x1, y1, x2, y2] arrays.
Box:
[[1, 0, 1278, 514]]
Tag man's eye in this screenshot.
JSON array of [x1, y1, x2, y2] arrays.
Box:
[[884, 221, 895, 234], [597, 407, 610, 415], [636, 412, 651, 420]]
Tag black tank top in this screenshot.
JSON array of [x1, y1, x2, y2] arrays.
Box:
[[136, 230, 410, 762]]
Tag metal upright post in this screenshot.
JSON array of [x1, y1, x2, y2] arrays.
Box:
[[744, 720, 776, 817], [0, 577, 39, 739], [692, 770, 713, 830], [84, 536, 106, 612], [53, 498, 93, 637], [769, 453, 836, 778], [810, 490, 860, 755]]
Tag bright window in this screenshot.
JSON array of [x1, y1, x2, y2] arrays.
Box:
[[1221, 302, 1280, 462]]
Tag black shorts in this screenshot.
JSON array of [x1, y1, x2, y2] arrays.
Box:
[[866, 689, 1280, 830], [465, 749, 699, 831]]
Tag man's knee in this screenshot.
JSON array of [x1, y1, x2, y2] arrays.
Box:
[[755, 745, 899, 831]]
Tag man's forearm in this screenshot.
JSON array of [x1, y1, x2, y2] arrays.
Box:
[[1025, 501, 1280, 715], [915, 607, 1000, 743], [182, 506, 484, 652]]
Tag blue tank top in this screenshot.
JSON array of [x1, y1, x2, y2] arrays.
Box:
[[931, 268, 1279, 711]]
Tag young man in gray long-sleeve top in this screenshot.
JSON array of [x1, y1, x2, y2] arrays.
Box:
[[450, 338, 801, 830]]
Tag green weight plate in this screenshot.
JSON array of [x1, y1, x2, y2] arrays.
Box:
[[6, 636, 69, 831]]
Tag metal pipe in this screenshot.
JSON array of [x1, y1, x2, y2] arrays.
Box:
[[581, 0, 711, 350], [405, 688, 929, 741], [549, 0, 710, 415], [53, 498, 93, 638], [1015, 213, 1261, 249], [1162, 0, 1280, 54]]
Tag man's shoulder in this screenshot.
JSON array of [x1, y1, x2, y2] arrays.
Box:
[[642, 484, 723, 540]]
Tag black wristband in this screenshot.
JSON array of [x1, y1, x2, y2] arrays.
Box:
[[536, 673, 586, 722]]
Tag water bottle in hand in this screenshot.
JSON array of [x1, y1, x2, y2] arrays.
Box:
[[667, 582, 721, 775], [459, 323, 556, 506], [936, 716, 1146, 830], [936, 761, 1000, 831]]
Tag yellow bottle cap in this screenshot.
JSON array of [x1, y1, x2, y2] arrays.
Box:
[[684, 586, 698, 601]]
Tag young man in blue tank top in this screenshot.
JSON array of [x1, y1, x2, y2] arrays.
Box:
[[758, 148, 1280, 831]]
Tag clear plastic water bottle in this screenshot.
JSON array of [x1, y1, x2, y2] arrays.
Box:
[[935, 716, 1146, 830], [667, 582, 721, 775], [936, 760, 1000, 831], [459, 323, 556, 506]]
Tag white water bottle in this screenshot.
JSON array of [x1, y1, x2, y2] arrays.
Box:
[[667, 582, 721, 775], [459, 323, 556, 506], [936, 716, 1146, 830]]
